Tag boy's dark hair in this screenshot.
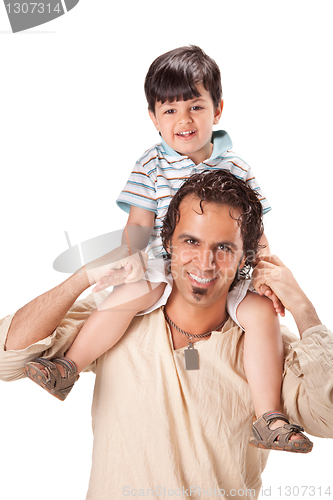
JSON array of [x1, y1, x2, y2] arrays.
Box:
[[161, 170, 264, 280], [144, 46, 222, 113]]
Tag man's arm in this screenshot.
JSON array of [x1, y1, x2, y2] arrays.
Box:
[[252, 255, 321, 336], [5, 271, 89, 351], [4, 208, 154, 352], [5, 243, 134, 351]]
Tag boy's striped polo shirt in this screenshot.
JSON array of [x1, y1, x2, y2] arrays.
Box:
[[116, 130, 271, 258]]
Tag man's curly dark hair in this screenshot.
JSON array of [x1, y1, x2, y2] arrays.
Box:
[[161, 170, 264, 281]]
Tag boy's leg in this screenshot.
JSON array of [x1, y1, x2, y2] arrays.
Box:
[[26, 279, 166, 391], [237, 291, 302, 440], [65, 280, 166, 373]]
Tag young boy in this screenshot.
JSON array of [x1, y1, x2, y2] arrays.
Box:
[[25, 46, 312, 453]]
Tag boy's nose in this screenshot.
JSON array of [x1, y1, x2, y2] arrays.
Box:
[[178, 110, 192, 125]]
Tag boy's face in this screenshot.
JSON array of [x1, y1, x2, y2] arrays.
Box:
[[149, 83, 223, 165]]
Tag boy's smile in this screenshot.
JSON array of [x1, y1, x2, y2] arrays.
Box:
[[149, 83, 223, 165]]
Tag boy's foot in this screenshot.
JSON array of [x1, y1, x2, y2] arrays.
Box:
[[250, 411, 313, 453], [23, 357, 79, 401], [268, 418, 302, 440]]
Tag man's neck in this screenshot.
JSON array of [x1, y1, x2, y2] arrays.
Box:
[[164, 291, 228, 338]]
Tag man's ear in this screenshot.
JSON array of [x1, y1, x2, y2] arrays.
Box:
[[165, 239, 170, 255], [213, 99, 224, 125], [239, 254, 247, 270], [148, 109, 160, 132], [164, 236, 173, 258]]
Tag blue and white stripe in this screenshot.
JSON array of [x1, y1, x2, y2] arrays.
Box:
[[116, 130, 271, 257]]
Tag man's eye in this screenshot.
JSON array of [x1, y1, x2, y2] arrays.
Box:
[[185, 239, 197, 245], [218, 245, 232, 253]]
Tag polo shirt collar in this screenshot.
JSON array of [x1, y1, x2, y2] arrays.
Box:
[[160, 130, 232, 162], [209, 130, 233, 159]]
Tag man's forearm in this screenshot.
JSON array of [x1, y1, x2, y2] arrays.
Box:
[[289, 295, 321, 337], [5, 271, 89, 351], [252, 255, 322, 337]]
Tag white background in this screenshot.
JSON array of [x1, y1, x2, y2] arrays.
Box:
[[0, 1, 332, 499]]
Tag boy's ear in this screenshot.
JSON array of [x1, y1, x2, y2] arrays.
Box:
[[148, 109, 160, 132], [213, 99, 224, 125]]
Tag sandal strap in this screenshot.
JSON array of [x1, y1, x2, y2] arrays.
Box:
[[52, 357, 77, 376], [252, 411, 306, 445], [31, 358, 61, 385], [26, 357, 78, 390], [277, 423, 306, 444], [24, 356, 79, 401], [261, 411, 290, 425]]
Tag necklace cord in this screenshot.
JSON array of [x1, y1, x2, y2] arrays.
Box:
[[163, 306, 229, 340]]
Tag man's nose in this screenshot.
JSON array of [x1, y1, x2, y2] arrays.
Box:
[[195, 248, 215, 270]]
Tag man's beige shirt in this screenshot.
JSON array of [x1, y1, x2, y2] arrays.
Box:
[[1, 294, 333, 500]]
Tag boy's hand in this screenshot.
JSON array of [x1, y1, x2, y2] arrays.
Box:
[[258, 284, 285, 316], [252, 256, 286, 316], [252, 255, 305, 317], [92, 250, 149, 292]]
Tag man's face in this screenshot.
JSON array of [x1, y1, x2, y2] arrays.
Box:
[[166, 195, 245, 310], [149, 83, 223, 165]]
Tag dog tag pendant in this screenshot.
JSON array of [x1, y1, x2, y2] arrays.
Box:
[[184, 342, 199, 370]]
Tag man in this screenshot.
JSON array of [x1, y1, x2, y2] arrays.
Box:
[[1, 171, 332, 500]]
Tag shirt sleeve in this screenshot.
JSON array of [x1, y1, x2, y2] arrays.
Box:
[[220, 151, 272, 215], [0, 293, 100, 382], [244, 165, 271, 215], [281, 324, 333, 438], [116, 148, 159, 215]]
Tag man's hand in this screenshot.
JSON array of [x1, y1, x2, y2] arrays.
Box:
[[252, 255, 321, 336], [91, 251, 149, 292], [82, 246, 149, 292]]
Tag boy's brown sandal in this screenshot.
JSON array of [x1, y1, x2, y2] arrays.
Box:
[[23, 357, 79, 401], [249, 411, 313, 453]]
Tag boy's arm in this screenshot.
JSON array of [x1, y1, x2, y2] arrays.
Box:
[[92, 206, 155, 292], [122, 205, 155, 249]]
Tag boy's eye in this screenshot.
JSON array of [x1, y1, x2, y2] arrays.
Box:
[[191, 106, 203, 111], [164, 109, 176, 114]]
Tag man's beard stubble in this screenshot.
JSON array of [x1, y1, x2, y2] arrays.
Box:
[[191, 286, 208, 301]]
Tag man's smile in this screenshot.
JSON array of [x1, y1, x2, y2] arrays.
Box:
[[188, 272, 217, 286]]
